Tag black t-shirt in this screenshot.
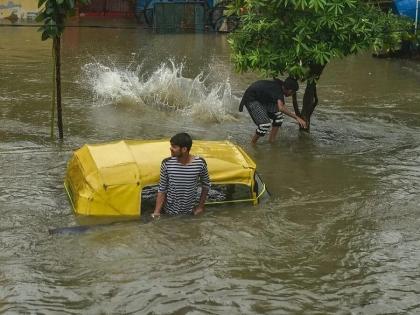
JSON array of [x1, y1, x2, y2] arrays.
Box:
[[239, 80, 285, 112]]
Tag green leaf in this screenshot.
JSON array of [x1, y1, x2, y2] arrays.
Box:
[[38, 0, 47, 8], [41, 31, 50, 41], [46, 6, 54, 14], [35, 11, 46, 22], [66, 0, 75, 9]]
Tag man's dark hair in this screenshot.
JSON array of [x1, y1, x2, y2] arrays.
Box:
[[170, 133, 192, 150], [284, 77, 299, 92]]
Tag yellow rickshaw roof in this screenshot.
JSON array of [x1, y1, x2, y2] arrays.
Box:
[[65, 140, 258, 216]]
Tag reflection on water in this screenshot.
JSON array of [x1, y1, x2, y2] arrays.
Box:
[[0, 24, 420, 314]]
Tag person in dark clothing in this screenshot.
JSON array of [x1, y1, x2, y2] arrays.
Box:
[[239, 77, 307, 144]]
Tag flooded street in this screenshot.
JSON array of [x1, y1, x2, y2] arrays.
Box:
[[1, 23, 420, 314]]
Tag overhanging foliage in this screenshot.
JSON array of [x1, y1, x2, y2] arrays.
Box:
[[228, 0, 413, 79]]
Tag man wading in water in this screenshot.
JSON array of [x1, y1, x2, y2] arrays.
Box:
[[239, 77, 307, 145], [151, 133, 210, 219]]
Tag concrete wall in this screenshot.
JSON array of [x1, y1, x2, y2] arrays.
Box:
[[0, 0, 38, 21]]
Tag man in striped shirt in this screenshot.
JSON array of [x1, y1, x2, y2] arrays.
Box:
[[152, 133, 210, 218]]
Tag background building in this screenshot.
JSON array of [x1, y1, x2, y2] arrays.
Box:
[[0, 0, 38, 22]]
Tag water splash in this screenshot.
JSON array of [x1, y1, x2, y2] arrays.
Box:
[[82, 60, 239, 123]]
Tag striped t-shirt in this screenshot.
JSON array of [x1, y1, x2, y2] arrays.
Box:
[[158, 156, 211, 215]]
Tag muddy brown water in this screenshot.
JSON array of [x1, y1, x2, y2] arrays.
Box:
[[1, 21, 420, 314]]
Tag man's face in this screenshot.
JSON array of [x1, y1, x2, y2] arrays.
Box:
[[170, 144, 187, 157], [283, 89, 295, 97]]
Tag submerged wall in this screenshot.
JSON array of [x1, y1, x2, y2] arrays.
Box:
[[0, 0, 38, 21]]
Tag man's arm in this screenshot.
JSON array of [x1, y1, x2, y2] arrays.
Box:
[[153, 192, 166, 217], [194, 187, 209, 215], [152, 161, 168, 218], [292, 93, 301, 116], [194, 158, 210, 215], [277, 99, 307, 129]]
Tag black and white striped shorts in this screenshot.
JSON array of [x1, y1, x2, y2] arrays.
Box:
[[245, 101, 284, 136]]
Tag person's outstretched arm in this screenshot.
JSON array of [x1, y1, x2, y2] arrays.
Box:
[[292, 93, 300, 116], [277, 99, 307, 128]]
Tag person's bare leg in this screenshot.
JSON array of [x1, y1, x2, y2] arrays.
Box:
[[268, 126, 279, 143], [251, 134, 260, 145]]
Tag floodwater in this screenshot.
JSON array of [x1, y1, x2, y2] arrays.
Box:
[[1, 20, 420, 314]]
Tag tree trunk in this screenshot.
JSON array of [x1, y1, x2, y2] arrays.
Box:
[[54, 36, 63, 139], [50, 40, 56, 139], [300, 64, 325, 131]]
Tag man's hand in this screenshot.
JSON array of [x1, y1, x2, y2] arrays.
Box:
[[278, 100, 307, 129], [151, 212, 161, 220], [152, 192, 166, 219], [193, 206, 205, 216], [296, 117, 307, 129]]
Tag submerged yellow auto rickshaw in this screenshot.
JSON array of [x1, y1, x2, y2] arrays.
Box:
[[64, 140, 268, 216]]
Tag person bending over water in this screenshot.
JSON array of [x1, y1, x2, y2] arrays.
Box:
[[239, 77, 307, 145]]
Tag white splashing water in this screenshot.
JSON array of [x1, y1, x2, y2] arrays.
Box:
[[82, 60, 239, 123]]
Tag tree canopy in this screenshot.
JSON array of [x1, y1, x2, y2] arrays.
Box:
[[228, 0, 413, 80]]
